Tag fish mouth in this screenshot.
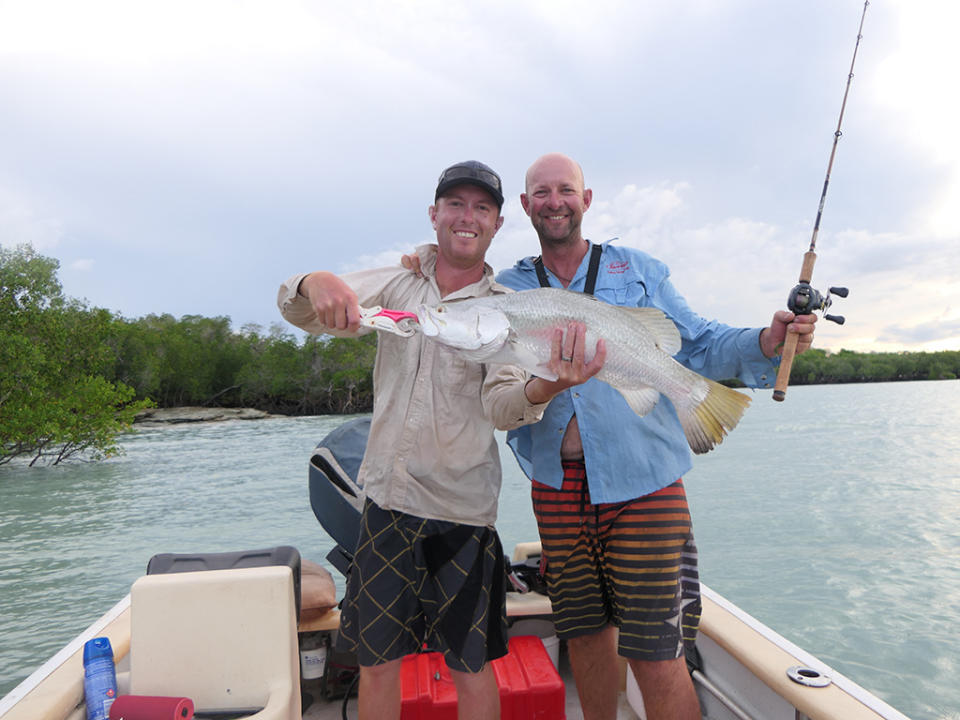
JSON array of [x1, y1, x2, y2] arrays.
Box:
[[415, 303, 485, 348], [415, 303, 510, 353], [415, 305, 440, 337]]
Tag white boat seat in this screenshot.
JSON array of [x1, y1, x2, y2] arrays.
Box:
[[129, 565, 300, 720]]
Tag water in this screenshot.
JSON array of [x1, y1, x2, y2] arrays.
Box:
[[1, 382, 958, 719], [684, 381, 960, 720]]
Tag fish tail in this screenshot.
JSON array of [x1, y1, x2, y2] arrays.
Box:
[[678, 380, 752, 454]]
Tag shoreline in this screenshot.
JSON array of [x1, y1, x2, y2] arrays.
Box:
[[133, 407, 280, 426]]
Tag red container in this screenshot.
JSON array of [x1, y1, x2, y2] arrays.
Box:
[[399, 635, 565, 720], [400, 652, 458, 720], [494, 635, 565, 720]]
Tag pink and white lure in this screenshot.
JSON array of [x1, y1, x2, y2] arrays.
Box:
[[358, 306, 419, 337]]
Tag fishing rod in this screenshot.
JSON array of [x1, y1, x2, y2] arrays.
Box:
[[772, 0, 868, 402]]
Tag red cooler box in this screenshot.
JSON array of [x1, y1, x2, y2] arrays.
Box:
[[400, 635, 565, 720]]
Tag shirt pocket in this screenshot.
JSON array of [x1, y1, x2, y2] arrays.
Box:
[[594, 282, 646, 307], [435, 346, 484, 398]]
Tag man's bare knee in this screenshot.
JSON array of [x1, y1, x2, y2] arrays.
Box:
[[449, 665, 499, 720]]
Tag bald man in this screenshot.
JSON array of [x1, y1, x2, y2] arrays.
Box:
[[482, 153, 816, 720]]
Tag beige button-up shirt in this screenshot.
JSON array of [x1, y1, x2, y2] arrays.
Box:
[[277, 244, 512, 527]]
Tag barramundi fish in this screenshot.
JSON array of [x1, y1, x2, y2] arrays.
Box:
[[416, 287, 751, 454]]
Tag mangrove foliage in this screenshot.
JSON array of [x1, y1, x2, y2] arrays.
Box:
[[2, 244, 957, 464]]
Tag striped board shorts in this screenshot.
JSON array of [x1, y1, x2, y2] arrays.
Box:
[[336, 499, 508, 673], [532, 460, 701, 661]]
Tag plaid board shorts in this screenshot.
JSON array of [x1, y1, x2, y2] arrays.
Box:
[[532, 460, 701, 661], [336, 499, 508, 673]]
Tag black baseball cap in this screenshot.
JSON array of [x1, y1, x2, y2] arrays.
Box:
[[434, 160, 504, 209]]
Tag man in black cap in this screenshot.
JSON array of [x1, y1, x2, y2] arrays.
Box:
[[278, 161, 510, 720]]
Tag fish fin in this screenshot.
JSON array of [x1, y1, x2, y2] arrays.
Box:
[[675, 380, 752, 454], [444, 325, 511, 361], [616, 306, 682, 355], [456, 346, 503, 362], [619, 387, 662, 416], [484, 343, 558, 381]]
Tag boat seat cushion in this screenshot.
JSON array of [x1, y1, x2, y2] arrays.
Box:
[[130, 565, 300, 719]]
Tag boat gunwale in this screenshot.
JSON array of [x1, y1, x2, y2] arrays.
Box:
[[0, 595, 131, 720], [1, 583, 914, 720], [700, 584, 911, 720]]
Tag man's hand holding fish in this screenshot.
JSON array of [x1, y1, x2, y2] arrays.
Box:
[[474, 152, 822, 720], [522, 321, 607, 405]]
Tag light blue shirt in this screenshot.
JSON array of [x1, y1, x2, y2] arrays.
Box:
[[495, 240, 779, 504]]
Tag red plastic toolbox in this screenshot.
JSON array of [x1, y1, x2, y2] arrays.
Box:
[[399, 635, 565, 720], [494, 635, 565, 719], [400, 651, 459, 720]]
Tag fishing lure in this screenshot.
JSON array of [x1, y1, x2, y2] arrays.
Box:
[[359, 306, 419, 336]]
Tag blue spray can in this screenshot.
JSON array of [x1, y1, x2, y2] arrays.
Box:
[[82, 637, 117, 720]]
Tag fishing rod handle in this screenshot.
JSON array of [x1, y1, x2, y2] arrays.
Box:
[[772, 332, 801, 401], [772, 250, 817, 401]]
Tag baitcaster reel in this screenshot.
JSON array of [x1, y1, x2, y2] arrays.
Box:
[[786, 283, 849, 325]]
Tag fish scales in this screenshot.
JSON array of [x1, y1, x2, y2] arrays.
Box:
[[495, 292, 678, 389], [417, 287, 751, 454]]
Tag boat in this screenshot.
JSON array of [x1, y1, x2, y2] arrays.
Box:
[[0, 418, 913, 720]]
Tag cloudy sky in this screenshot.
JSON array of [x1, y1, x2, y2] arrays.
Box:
[[2, 0, 957, 352]]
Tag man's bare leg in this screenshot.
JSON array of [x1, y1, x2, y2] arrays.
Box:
[[450, 664, 500, 720], [627, 655, 700, 720], [567, 625, 620, 720], [358, 658, 401, 720]]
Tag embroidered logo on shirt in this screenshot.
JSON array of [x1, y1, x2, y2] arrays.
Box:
[[607, 261, 629, 274]]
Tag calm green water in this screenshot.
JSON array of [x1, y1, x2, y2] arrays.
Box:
[[1, 382, 958, 719]]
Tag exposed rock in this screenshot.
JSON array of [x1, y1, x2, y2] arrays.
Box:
[[134, 407, 277, 425]]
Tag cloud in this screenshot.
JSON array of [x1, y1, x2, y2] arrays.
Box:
[[341, 247, 421, 275], [328, 170, 960, 354], [871, 1, 960, 237], [0, 1, 331, 61], [0, 185, 63, 252], [589, 182, 690, 255], [879, 316, 960, 347], [0, 1, 957, 354]]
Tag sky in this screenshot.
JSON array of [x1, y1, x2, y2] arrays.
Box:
[[1, 0, 958, 353]]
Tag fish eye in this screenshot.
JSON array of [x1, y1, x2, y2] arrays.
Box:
[[436, 306, 445, 313]]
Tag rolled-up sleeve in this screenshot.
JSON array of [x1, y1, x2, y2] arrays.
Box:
[[277, 265, 414, 338], [481, 363, 550, 431], [276, 273, 340, 336]]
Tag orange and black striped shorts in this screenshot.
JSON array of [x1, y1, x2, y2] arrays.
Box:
[[532, 460, 701, 661]]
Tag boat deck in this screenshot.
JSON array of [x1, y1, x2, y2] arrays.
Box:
[[295, 597, 641, 720], [0, 570, 911, 720], [300, 642, 640, 720]]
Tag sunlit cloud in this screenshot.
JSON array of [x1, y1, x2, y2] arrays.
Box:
[[872, 1, 960, 238], [879, 316, 960, 348]]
